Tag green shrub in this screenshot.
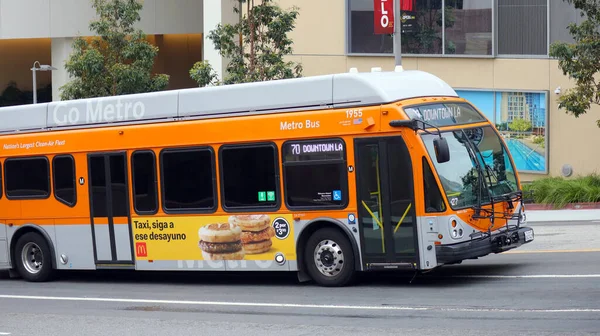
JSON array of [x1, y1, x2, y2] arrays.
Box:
[[522, 173, 600, 208], [532, 135, 545, 148]]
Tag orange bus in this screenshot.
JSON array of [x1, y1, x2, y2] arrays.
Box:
[[0, 68, 534, 287]]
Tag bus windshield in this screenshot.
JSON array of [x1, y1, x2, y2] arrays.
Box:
[[421, 126, 519, 210]]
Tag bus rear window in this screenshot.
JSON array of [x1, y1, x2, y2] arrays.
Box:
[[282, 139, 348, 209]]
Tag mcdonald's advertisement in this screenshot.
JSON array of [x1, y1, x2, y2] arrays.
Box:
[[131, 214, 296, 261]]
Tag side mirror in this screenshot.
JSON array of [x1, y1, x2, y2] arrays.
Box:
[[433, 137, 450, 163]]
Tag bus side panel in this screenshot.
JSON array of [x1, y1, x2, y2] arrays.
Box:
[[132, 213, 296, 271], [6, 219, 57, 268], [132, 213, 297, 272], [132, 215, 360, 273], [0, 220, 8, 269], [53, 153, 97, 270], [53, 219, 97, 270], [416, 216, 440, 270]]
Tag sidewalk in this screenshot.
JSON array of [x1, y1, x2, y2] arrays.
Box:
[[527, 208, 600, 223]]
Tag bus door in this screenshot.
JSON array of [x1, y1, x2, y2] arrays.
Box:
[[88, 152, 134, 268], [354, 136, 418, 269]]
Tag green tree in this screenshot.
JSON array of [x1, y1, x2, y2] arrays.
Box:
[[190, 0, 302, 87], [60, 0, 169, 100], [508, 118, 532, 133], [549, 0, 600, 126]]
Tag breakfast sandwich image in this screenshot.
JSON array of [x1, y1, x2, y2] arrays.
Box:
[[198, 222, 245, 260], [229, 214, 275, 254]]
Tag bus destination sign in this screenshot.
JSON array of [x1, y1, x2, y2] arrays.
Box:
[[284, 139, 345, 161], [403, 102, 486, 127]]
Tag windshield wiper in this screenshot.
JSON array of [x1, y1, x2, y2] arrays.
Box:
[[457, 132, 491, 221], [480, 160, 523, 217], [458, 131, 498, 231]]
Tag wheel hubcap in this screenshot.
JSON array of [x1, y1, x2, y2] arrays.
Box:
[[21, 242, 43, 274], [313, 239, 345, 277]]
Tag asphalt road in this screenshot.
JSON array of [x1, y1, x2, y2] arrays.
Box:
[[0, 221, 599, 336]]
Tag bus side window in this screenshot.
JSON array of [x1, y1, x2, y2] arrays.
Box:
[[422, 157, 446, 213], [281, 138, 348, 209], [52, 155, 77, 207], [219, 143, 280, 210], [5, 157, 50, 199], [131, 151, 158, 214], [160, 147, 216, 212]]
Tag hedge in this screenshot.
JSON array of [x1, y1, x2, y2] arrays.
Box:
[[521, 173, 600, 209]]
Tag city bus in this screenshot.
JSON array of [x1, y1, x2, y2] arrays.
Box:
[[0, 67, 534, 287]]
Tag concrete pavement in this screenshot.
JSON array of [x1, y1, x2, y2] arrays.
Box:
[[0, 220, 599, 336], [527, 209, 600, 222]]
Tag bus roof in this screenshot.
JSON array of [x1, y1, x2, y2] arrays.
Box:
[[0, 69, 457, 135]]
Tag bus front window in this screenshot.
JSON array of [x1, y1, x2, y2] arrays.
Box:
[[421, 126, 519, 210]]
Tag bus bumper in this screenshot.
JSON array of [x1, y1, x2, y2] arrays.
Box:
[[435, 226, 534, 265]]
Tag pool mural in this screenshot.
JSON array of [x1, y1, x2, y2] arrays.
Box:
[[454, 89, 548, 173]]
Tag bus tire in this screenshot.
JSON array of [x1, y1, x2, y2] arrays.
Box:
[[13, 232, 54, 282], [304, 227, 355, 287]]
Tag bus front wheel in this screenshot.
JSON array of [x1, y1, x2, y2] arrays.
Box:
[[304, 227, 355, 287], [14, 232, 54, 282]]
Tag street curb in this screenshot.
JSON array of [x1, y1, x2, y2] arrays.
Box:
[[526, 209, 600, 223]]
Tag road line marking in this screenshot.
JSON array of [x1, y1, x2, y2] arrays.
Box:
[[0, 294, 426, 311], [0, 294, 598, 313], [0, 332, 11, 335], [505, 249, 600, 254], [442, 274, 600, 279]]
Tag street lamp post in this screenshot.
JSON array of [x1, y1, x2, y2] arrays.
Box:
[[393, 0, 402, 68], [30, 61, 57, 104]]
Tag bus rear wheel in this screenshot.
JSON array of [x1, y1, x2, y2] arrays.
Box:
[[14, 232, 54, 282], [304, 228, 355, 287]]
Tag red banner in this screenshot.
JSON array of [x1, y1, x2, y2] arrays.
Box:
[[374, 0, 394, 35], [401, 0, 415, 11]]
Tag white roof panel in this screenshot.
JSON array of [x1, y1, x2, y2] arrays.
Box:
[[47, 90, 179, 128], [0, 69, 458, 135], [0, 103, 47, 133]]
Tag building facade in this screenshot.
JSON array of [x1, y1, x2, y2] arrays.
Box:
[[0, 0, 597, 181]]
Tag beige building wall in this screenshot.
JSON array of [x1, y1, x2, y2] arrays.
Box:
[[1, 0, 595, 182], [277, 0, 599, 182]]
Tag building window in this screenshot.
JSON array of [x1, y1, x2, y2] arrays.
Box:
[[282, 139, 348, 209], [160, 147, 216, 212], [219, 143, 280, 210], [444, 0, 492, 55], [497, 0, 548, 55], [131, 151, 158, 214], [348, 0, 494, 56], [53, 155, 77, 206], [550, 0, 583, 45], [5, 157, 50, 199], [401, 0, 443, 54], [348, 0, 393, 54]]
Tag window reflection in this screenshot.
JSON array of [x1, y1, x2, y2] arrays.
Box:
[[421, 126, 519, 210], [444, 0, 493, 55], [348, 0, 493, 55]]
